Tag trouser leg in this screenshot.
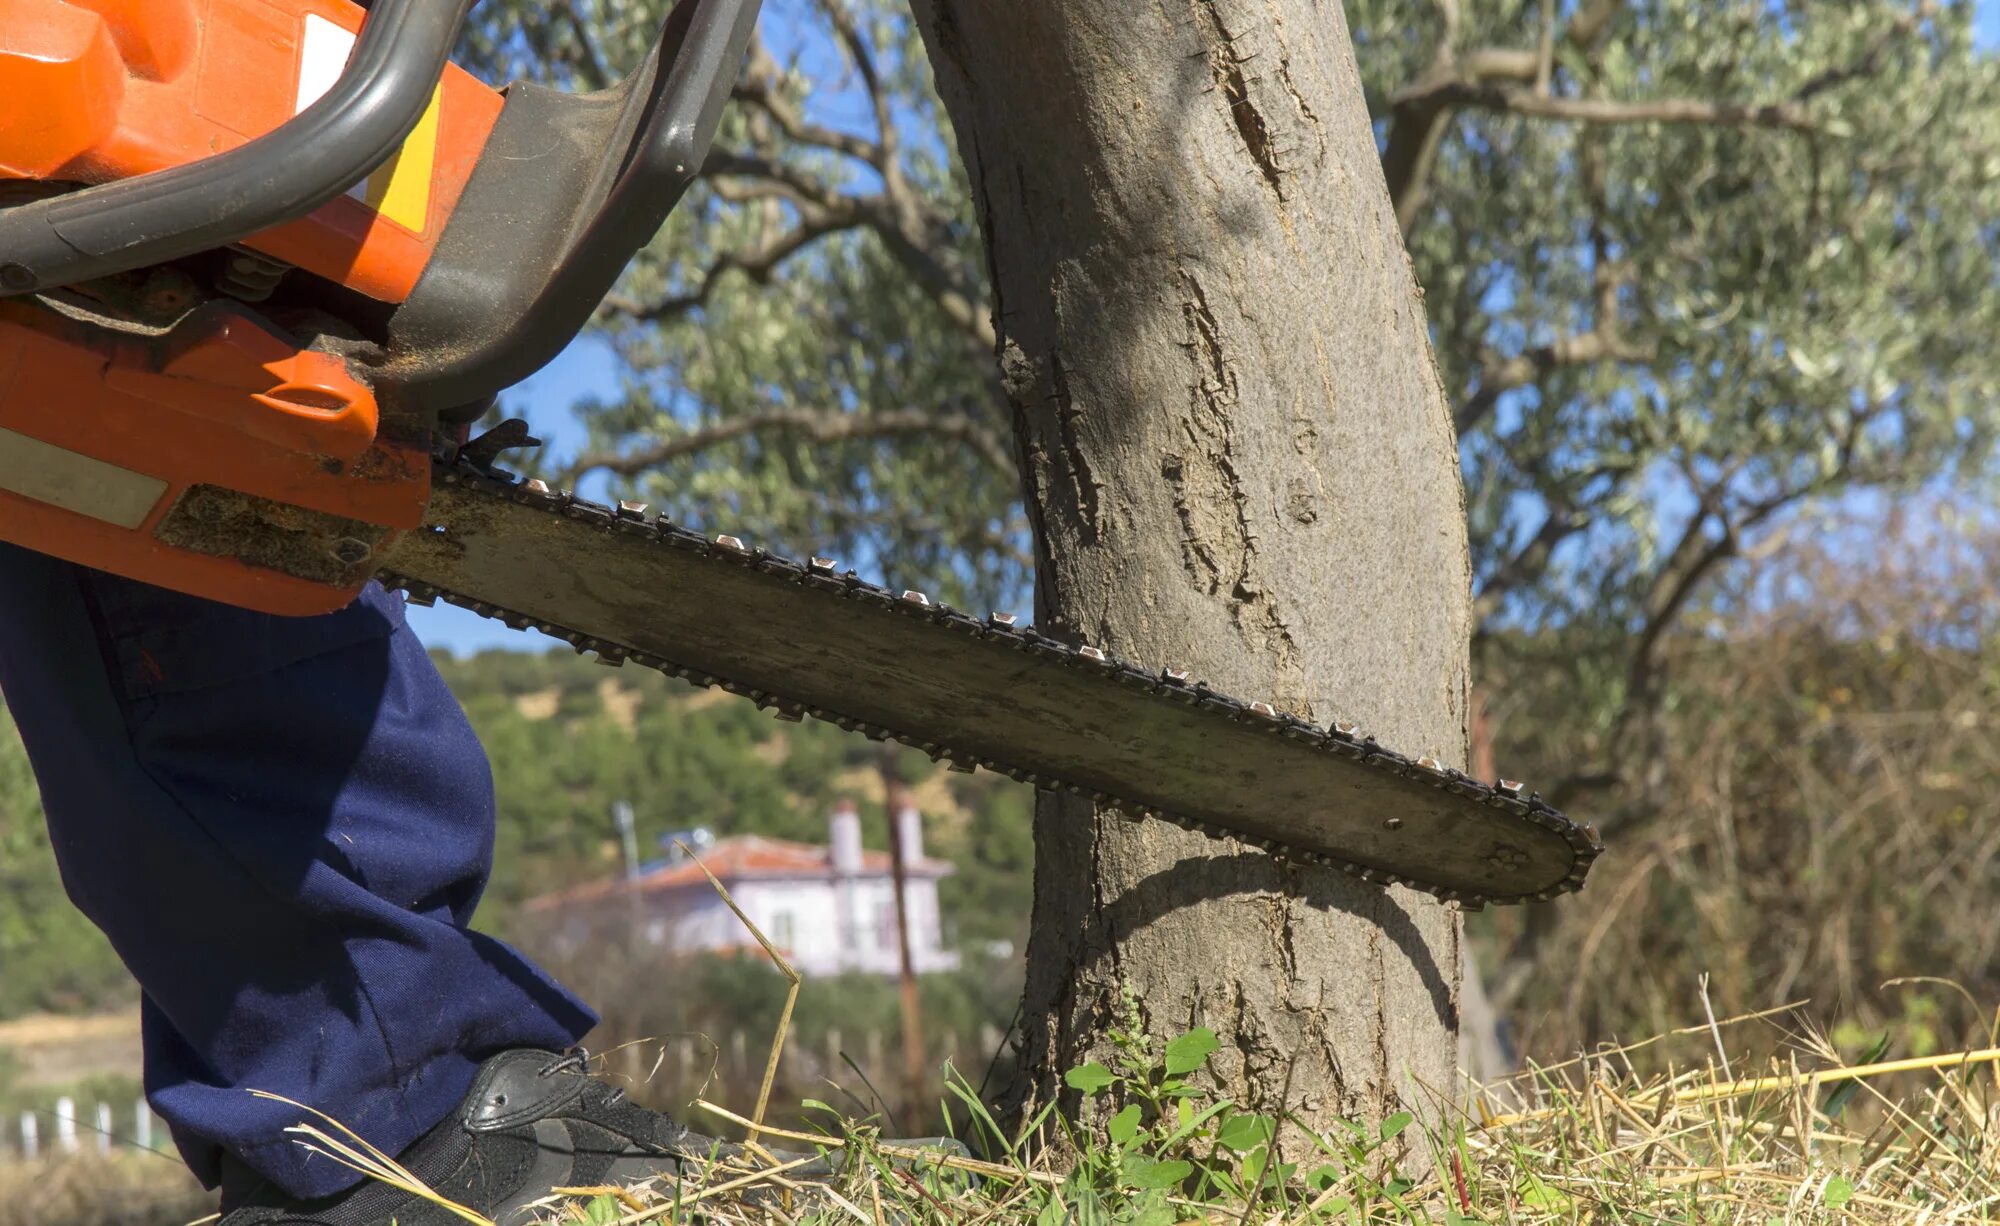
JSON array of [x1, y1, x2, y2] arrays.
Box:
[[0, 544, 596, 1197]]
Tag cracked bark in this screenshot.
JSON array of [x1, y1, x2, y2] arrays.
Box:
[[908, 0, 1471, 1134]]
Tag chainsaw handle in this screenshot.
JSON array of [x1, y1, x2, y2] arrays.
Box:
[[0, 0, 475, 297], [385, 0, 765, 414]]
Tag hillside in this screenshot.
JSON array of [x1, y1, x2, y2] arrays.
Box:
[[0, 647, 1036, 1024]]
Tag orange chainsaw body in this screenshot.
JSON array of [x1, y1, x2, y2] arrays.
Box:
[[0, 0, 502, 301], [0, 0, 758, 615], [0, 0, 504, 613]]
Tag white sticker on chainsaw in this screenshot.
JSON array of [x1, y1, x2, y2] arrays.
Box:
[[0, 429, 169, 530], [296, 14, 439, 233]]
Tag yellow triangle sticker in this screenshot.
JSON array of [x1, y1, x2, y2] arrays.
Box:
[[297, 14, 440, 234], [362, 84, 440, 234]]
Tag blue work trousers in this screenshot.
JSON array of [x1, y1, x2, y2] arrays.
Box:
[[0, 544, 596, 1197]]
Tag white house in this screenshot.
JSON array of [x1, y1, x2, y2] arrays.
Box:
[[524, 800, 958, 977]]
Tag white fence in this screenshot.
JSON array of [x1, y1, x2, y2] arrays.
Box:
[[0, 1096, 160, 1161], [0, 1024, 1011, 1163]]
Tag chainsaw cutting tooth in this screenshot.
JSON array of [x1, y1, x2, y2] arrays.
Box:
[[1078, 646, 1108, 663], [1162, 668, 1192, 684], [1333, 720, 1359, 736], [988, 612, 1018, 628], [902, 591, 931, 607], [1497, 779, 1524, 796], [1250, 700, 1277, 718], [809, 557, 839, 574], [716, 534, 748, 552], [617, 501, 649, 520]]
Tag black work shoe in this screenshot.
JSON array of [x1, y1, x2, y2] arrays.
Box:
[[217, 1049, 818, 1225]]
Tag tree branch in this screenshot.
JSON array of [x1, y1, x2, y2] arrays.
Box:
[[1455, 328, 1656, 436], [1474, 506, 1588, 621], [1381, 0, 1923, 235], [600, 207, 867, 324], [1395, 79, 1816, 134], [563, 406, 1017, 484]]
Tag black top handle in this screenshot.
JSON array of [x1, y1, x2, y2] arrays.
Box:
[[384, 0, 766, 414], [0, 0, 476, 297]]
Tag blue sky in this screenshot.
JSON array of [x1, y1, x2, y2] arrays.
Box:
[[410, 2, 2000, 655]]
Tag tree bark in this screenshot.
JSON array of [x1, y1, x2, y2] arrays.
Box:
[[907, 0, 1473, 1133]]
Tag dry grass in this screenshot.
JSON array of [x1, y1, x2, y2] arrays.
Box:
[[0, 1154, 211, 1226], [509, 1004, 2000, 1223], [9, 1004, 2000, 1224]]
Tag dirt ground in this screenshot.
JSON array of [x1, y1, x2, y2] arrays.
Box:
[[0, 1012, 142, 1090]]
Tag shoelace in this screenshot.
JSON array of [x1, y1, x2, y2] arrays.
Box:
[[537, 1047, 629, 1106], [537, 1048, 591, 1079]]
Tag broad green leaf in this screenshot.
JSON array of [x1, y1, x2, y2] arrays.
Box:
[[1107, 1103, 1142, 1147], [1379, 1110, 1414, 1141], [1215, 1112, 1276, 1152], [1065, 1062, 1115, 1094], [1163, 1028, 1220, 1076], [1825, 1176, 1855, 1209], [1121, 1155, 1193, 1191]]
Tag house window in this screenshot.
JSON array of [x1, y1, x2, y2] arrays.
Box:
[[771, 910, 796, 951]]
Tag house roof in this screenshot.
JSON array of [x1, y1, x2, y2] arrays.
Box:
[[523, 834, 952, 913]]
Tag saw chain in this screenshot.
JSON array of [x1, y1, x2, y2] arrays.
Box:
[[377, 454, 1602, 908]]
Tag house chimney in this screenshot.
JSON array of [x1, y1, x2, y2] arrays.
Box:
[[895, 802, 923, 864], [829, 799, 862, 874]]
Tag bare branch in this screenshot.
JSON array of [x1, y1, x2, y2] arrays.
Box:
[[1393, 79, 1816, 133], [563, 406, 1017, 484], [1455, 328, 1656, 436], [1474, 506, 1588, 620], [601, 207, 867, 324], [560, 4, 613, 91], [731, 66, 885, 166], [814, 0, 897, 165], [698, 155, 997, 350]]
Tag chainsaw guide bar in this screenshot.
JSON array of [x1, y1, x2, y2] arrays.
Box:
[[380, 456, 1603, 908]]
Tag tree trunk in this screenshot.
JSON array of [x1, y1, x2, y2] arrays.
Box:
[[906, 0, 1473, 1133]]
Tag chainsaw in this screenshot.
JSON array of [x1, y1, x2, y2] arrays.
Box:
[[0, 0, 1600, 907]]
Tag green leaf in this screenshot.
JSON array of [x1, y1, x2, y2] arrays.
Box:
[[1065, 1062, 1116, 1094], [1825, 1176, 1855, 1209], [1379, 1110, 1414, 1141], [1121, 1155, 1193, 1191], [1215, 1112, 1275, 1152], [1108, 1103, 1142, 1147], [1241, 1146, 1268, 1187], [579, 1195, 621, 1226], [1126, 1206, 1176, 1226], [1517, 1175, 1570, 1211], [1163, 1028, 1220, 1076]]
